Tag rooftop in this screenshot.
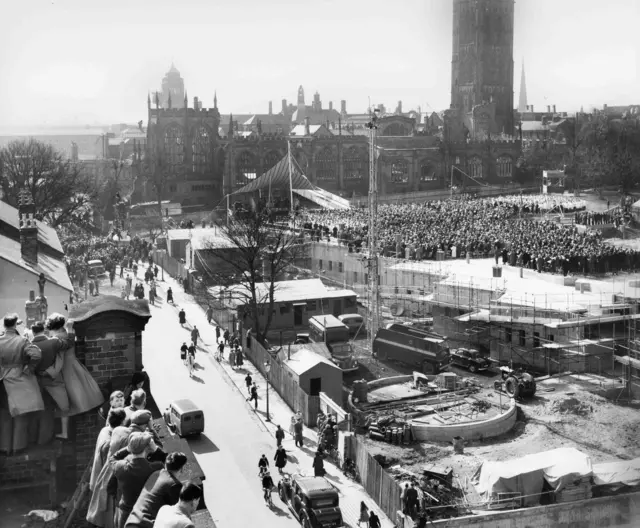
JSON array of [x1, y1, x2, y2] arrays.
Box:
[[284, 348, 341, 376]]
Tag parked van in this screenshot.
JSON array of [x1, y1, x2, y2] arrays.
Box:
[[373, 325, 450, 374], [338, 314, 365, 336], [164, 399, 204, 437], [87, 259, 106, 277], [308, 315, 359, 373]]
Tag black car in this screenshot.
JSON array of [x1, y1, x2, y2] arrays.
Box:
[[278, 474, 343, 528], [449, 348, 491, 373]]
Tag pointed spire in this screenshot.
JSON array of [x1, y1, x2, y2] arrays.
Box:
[[147, 93, 151, 109], [518, 58, 528, 113], [184, 91, 188, 109], [214, 91, 218, 109], [154, 92, 160, 109], [228, 113, 234, 138]]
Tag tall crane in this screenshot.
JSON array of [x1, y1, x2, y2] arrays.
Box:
[[366, 109, 380, 352]]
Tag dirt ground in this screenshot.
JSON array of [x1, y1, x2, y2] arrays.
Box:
[[361, 375, 640, 495]]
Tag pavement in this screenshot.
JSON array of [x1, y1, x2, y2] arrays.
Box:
[[96, 265, 394, 528]]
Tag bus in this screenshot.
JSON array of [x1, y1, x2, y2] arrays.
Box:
[[373, 324, 450, 374]]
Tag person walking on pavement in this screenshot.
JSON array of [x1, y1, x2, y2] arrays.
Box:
[[358, 502, 369, 528], [274, 445, 287, 475], [166, 287, 173, 305], [178, 309, 186, 327], [312, 451, 325, 477], [109, 268, 116, 287], [223, 329, 229, 345], [149, 287, 155, 306], [258, 454, 269, 471], [89, 280, 95, 296], [217, 341, 224, 361], [190, 326, 199, 347], [228, 347, 236, 370], [153, 265, 158, 279], [247, 383, 258, 410], [180, 343, 188, 365], [294, 417, 304, 448], [187, 347, 195, 377], [275, 425, 285, 447], [368, 510, 381, 528], [206, 305, 213, 325], [245, 373, 252, 395], [215, 326, 220, 343]]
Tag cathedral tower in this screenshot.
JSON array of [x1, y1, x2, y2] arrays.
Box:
[[451, 0, 515, 134], [161, 63, 185, 109]]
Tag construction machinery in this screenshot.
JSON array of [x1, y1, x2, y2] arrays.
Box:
[[494, 366, 537, 399]]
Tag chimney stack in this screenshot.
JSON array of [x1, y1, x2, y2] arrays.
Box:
[[341, 100, 346, 114], [553, 104, 556, 113], [329, 101, 333, 111], [531, 105, 534, 113], [547, 105, 551, 113], [397, 100, 403, 114], [18, 190, 38, 265], [194, 96, 199, 110], [269, 101, 273, 115], [603, 103, 608, 112], [282, 99, 287, 114], [304, 116, 311, 136]]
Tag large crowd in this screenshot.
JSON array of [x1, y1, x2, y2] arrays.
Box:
[[300, 194, 640, 275]]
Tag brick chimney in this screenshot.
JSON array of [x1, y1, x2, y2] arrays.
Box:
[[269, 101, 273, 115], [341, 100, 347, 114], [531, 105, 534, 113], [304, 116, 311, 136], [282, 99, 287, 114], [553, 104, 556, 113], [547, 105, 551, 113], [397, 100, 403, 114], [329, 101, 333, 111], [18, 190, 38, 264]]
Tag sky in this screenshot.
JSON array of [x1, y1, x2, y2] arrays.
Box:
[[0, 0, 638, 130]]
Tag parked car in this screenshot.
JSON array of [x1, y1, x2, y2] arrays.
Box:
[[278, 474, 343, 528], [449, 348, 491, 373], [338, 314, 365, 336]]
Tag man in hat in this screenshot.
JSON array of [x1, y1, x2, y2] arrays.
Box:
[[154, 481, 203, 528], [31, 320, 75, 439], [0, 313, 45, 451]]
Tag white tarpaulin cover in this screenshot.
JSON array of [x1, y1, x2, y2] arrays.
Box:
[[473, 447, 593, 507], [592, 458, 640, 488]]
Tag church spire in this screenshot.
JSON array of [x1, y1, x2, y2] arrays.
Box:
[[214, 91, 218, 109], [518, 59, 528, 113], [184, 91, 188, 109], [147, 92, 151, 110]]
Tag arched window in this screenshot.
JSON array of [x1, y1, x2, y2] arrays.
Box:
[[390, 160, 409, 183], [263, 151, 281, 173], [164, 124, 184, 166], [381, 123, 406, 136], [420, 162, 438, 181], [344, 147, 367, 181], [315, 147, 336, 181], [467, 156, 483, 180], [496, 156, 513, 178], [192, 126, 212, 173], [236, 151, 257, 186]]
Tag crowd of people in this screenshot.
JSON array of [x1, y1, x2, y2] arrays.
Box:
[[300, 194, 640, 275]]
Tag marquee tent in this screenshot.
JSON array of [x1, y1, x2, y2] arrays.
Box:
[[234, 156, 314, 195], [472, 447, 593, 507]]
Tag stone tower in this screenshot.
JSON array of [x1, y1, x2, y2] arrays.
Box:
[[297, 86, 305, 108], [161, 63, 185, 109], [451, 0, 515, 134]]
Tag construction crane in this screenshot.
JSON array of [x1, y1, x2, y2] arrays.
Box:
[[366, 109, 380, 352]]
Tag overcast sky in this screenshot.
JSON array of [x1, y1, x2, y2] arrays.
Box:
[[0, 0, 638, 129]]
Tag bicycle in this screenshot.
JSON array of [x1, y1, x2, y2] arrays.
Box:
[[342, 457, 360, 483], [263, 485, 274, 507]]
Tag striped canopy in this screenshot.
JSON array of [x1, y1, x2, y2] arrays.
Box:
[[233, 155, 314, 194]]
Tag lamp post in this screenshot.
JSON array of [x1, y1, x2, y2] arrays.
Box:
[[264, 360, 272, 422]]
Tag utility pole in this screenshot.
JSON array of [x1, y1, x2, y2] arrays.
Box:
[[366, 109, 380, 353]]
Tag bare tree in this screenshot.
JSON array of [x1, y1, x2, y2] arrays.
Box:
[[203, 208, 305, 343], [140, 146, 172, 235], [0, 138, 97, 227]]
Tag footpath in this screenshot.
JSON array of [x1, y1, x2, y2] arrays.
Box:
[[154, 268, 395, 528]]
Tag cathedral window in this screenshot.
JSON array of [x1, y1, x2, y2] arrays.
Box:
[[467, 156, 483, 180], [163, 124, 185, 167], [344, 147, 367, 181], [263, 151, 281, 173], [420, 162, 438, 181], [192, 126, 212, 173], [236, 151, 257, 186], [496, 156, 513, 178], [390, 160, 409, 183], [315, 147, 336, 181]]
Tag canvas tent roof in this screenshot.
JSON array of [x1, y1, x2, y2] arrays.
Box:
[[592, 458, 640, 488], [234, 155, 314, 194], [473, 447, 592, 507]]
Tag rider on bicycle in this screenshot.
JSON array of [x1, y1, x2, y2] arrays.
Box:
[[260, 468, 274, 504], [258, 454, 269, 471]]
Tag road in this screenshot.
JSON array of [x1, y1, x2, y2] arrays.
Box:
[[141, 290, 300, 528]]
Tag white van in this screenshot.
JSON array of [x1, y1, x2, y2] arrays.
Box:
[[338, 313, 365, 336]]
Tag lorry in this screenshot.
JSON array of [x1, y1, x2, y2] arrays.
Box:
[[297, 315, 359, 373], [373, 323, 450, 374]]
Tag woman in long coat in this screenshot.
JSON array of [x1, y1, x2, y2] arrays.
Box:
[[274, 445, 288, 474]]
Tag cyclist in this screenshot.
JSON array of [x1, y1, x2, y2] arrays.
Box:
[[258, 454, 269, 471], [260, 468, 274, 506]]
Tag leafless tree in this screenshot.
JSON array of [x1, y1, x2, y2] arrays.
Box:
[[140, 146, 172, 234], [204, 208, 305, 343], [0, 138, 97, 227]]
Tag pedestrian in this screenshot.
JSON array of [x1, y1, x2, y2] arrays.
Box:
[[235, 346, 244, 367], [149, 288, 155, 305], [191, 326, 199, 347], [358, 502, 369, 528], [228, 347, 236, 369], [178, 309, 186, 326], [368, 510, 381, 528], [275, 425, 285, 447], [217, 341, 224, 361], [312, 451, 325, 477], [215, 326, 221, 343], [247, 383, 258, 410], [89, 280, 95, 296], [206, 305, 213, 325], [95, 278, 100, 296], [401, 483, 409, 514], [187, 349, 195, 377], [153, 265, 158, 279], [188, 343, 196, 360], [133, 263, 138, 278], [406, 482, 419, 518], [121, 286, 126, 299], [120, 261, 125, 279], [223, 329, 229, 345], [110, 269, 115, 287], [289, 416, 296, 437], [258, 454, 269, 471], [294, 417, 304, 448], [246, 328, 251, 348], [245, 373, 252, 395], [180, 343, 188, 364], [274, 445, 287, 474]]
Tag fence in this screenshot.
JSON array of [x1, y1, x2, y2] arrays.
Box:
[[150, 249, 187, 282], [245, 337, 320, 427], [346, 434, 403, 522]]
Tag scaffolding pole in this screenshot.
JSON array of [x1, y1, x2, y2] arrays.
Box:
[[367, 109, 380, 352]]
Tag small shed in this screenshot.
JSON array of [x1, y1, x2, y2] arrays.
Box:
[[282, 348, 343, 405]]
